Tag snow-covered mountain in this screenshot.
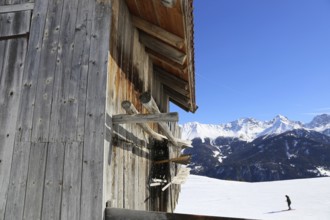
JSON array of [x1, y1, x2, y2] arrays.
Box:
[[181, 114, 330, 182], [182, 114, 330, 142], [305, 114, 330, 131]]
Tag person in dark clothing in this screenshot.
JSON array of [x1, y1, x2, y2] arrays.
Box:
[[285, 195, 292, 210]]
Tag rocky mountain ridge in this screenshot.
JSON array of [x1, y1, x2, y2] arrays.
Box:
[[182, 114, 330, 142], [182, 114, 330, 182]]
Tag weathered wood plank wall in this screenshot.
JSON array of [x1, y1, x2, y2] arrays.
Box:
[[105, 0, 182, 213], [0, 0, 111, 220], [1, 0, 183, 219], [106, 0, 152, 211]]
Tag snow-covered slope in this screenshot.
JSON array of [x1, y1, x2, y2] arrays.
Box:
[[175, 175, 330, 220], [182, 114, 330, 142], [306, 114, 330, 132]]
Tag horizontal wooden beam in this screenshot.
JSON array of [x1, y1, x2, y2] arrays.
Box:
[[139, 32, 186, 65], [0, 3, 34, 13], [154, 155, 191, 165], [132, 15, 184, 49], [121, 101, 167, 141], [112, 112, 178, 124]]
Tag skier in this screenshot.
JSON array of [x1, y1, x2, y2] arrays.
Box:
[[285, 195, 291, 210]]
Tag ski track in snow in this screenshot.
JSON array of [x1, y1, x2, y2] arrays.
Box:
[[175, 175, 330, 220]]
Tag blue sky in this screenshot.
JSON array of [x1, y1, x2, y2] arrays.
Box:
[[171, 0, 330, 124]]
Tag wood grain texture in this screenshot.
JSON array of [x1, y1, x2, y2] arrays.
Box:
[[132, 15, 184, 49], [80, 1, 111, 219], [16, 0, 49, 142], [23, 142, 47, 220], [49, 0, 80, 142], [31, 0, 65, 142], [0, 37, 27, 219], [3, 142, 31, 220], [0, 10, 31, 38], [139, 31, 186, 65], [61, 142, 83, 220], [112, 112, 178, 124], [41, 142, 65, 220], [0, 3, 34, 13]]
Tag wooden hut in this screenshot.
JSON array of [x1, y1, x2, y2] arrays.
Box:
[[0, 0, 195, 219]]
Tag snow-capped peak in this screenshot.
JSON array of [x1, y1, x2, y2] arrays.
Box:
[[181, 122, 230, 142], [305, 114, 330, 131], [258, 115, 303, 137], [181, 114, 330, 142]]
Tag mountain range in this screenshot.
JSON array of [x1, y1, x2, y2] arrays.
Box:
[[181, 114, 330, 182]]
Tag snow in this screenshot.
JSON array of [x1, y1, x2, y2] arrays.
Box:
[[285, 141, 297, 159], [181, 114, 330, 143], [175, 175, 330, 220], [316, 167, 330, 176]]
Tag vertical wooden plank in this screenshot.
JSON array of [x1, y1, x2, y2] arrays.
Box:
[[16, 0, 49, 142], [80, 0, 111, 219], [41, 142, 65, 220], [0, 40, 6, 79], [0, 37, 26, 219], [129, 144, 134, 210], [48, 0, 80, 142], [71, 0, 94, 142], [22, 142, 47, 220], [30, 0, 64, 142], [131, 142, 137, 210], [110, 143, 118, 208], [4, 142, 31, 220], [103, 132, 112, 209], [61, 142, 83, 220], [138, 148, 145, 210], [123, 144, 132, 209], [134, 141, 141, 210], [116, 144, 124, 208], [108, 0, 120, 201]]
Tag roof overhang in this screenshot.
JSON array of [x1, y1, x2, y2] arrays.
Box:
[[125, 0, 197, 113]]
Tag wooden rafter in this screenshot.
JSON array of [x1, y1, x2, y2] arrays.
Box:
[[147, 49, 187, 77], [132, 15, 184, 49], [163, 85, 191, 110], [154, 66, 189, 96], [139, 32, 186, 65]]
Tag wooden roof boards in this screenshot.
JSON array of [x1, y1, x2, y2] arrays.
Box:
[[125, 0, 197, 113]]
